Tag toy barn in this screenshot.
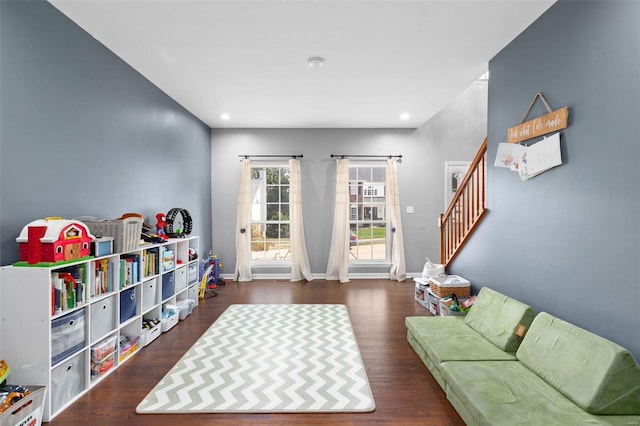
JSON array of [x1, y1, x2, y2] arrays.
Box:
[[16, 217, 95, 264]]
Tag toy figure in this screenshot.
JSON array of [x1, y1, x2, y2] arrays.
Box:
[[155, 213, 169, 241]]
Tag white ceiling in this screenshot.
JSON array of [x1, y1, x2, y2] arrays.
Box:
[[48, 0, 555, 129]]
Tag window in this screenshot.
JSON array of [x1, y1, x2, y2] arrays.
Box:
[[250, 165, 290, 261], [348, 163, 388, 262]]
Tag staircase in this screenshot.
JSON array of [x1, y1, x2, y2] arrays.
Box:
[[439, 138, 487, 267]]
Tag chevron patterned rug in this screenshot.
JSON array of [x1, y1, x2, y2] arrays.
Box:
[[136, 304, 375, 414]]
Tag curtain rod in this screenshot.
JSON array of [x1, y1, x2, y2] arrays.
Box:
[[239, 154, 303, 159], [330, 154, 402, 159]]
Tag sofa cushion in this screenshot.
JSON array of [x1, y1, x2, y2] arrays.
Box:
[[517, 312, 640, 415], [441, 360, 640, 425], [406, 316, 517, 362], [406, 316, 517, 389], [463, 287, 535, 352]]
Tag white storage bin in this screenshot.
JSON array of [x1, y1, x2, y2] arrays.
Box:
[[50, 351, 86, 414], [161, 313, 179, 332], [176, 299, 195, 320], [89, 295, 116, 342], [142, 278, 158, 312], [141, 323, 161, 346], [175, 266, 187, 293], [51, 310, 85, 366], [188, 285, 199, 307]]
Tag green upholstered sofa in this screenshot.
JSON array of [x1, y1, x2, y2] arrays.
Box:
[[406, 288, 640, 425]]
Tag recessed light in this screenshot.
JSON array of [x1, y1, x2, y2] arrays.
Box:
[[307, 56, 325, 67], [220, 113, 231, 120], [400, 113, 411, 121]]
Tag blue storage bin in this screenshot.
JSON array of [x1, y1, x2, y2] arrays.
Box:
[[162, 272, 174, 300], [51, 309, 86, 366], [119, 287, 136, 323]]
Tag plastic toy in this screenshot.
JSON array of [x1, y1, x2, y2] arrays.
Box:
[[155, 213, 169, 241], [198, 252, 222, 299], [0, 360, 9, 386], [16, 217, 95, 265], [0, 384, 30, 415]]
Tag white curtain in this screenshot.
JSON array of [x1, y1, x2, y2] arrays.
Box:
[[386, 158, 406, 281], [289, 159, 313, 281], [234, 159, 253, 282], [326, 159, 350, 283]]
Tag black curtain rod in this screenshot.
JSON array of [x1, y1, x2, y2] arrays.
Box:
[[239, 154, 303, 159], [330, 154, 402, 159]]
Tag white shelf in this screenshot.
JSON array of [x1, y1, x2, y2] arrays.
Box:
[[0, 235, 199, 422]]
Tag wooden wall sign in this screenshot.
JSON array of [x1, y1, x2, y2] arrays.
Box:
[[508, 93, 569, 144]]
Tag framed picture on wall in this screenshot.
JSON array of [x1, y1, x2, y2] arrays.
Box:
[[444, 161, 470, 210]]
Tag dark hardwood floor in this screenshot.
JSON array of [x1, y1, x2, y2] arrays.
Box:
[[50, 279, 464, 425]]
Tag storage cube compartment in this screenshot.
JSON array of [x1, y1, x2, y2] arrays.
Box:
[[427, 289, 441, 316], [90, 334, 117, 362], [89, 295, 117, 342], [175, 266, 187, 293], [438, 297, 469, 317], [51, 310, 85, 366], [187, 263, 198, 284], [90, 352, 114, 379], [0, 385, 46, 426], [161, 272, 174, 300], [414, 278, 429, 307], [50, 351, 86, 414], [119, 288, 137, 324], [118, 335, 140, 362], [161, 304, 179, 332], [142, 278, 158, 312], [141, 320, 161, 346]]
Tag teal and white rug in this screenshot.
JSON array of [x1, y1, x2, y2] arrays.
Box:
[[136, 304, 375, 413]]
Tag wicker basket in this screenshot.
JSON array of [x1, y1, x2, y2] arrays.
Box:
[[80, 217, 143, 253], [428, 275, 471, 298]]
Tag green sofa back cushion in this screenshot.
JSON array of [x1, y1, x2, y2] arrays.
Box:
[[517, 312, 640, 415], [463, 287, 535, 352]]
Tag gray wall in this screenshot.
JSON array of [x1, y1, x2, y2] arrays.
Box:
[[211, 81, 487, 277], [450, 1, 640, 361], [0, 1, 213, 265]]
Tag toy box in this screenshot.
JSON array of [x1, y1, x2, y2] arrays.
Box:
[[0, 385, 46, 426]]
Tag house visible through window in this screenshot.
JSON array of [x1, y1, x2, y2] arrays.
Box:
[[250, 165, 290, 261], [349, 163, 388, 262]]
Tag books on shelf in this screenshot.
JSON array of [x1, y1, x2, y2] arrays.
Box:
[[92, 258, 115, 297], [51, 265, 86, 315], [120, 254, 140, 289]]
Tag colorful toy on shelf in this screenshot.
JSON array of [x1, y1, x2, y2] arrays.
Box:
[[0, 360, 9, 386], [198, 252, 222, 299], [155, 213, 169, 241], [16, 217, 95, 265]]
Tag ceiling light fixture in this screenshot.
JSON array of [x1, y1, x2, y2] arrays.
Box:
[[220, 113, 231, 120], [400, 113, 411, 121], [307, 56, 325, 68]]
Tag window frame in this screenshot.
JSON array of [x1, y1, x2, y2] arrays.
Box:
[[249, 162, 291, 265], [348, 161, 390, 264]]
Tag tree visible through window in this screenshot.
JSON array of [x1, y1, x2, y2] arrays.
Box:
[[349, 164, 388, 261], [250, 165, 290, 261]]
